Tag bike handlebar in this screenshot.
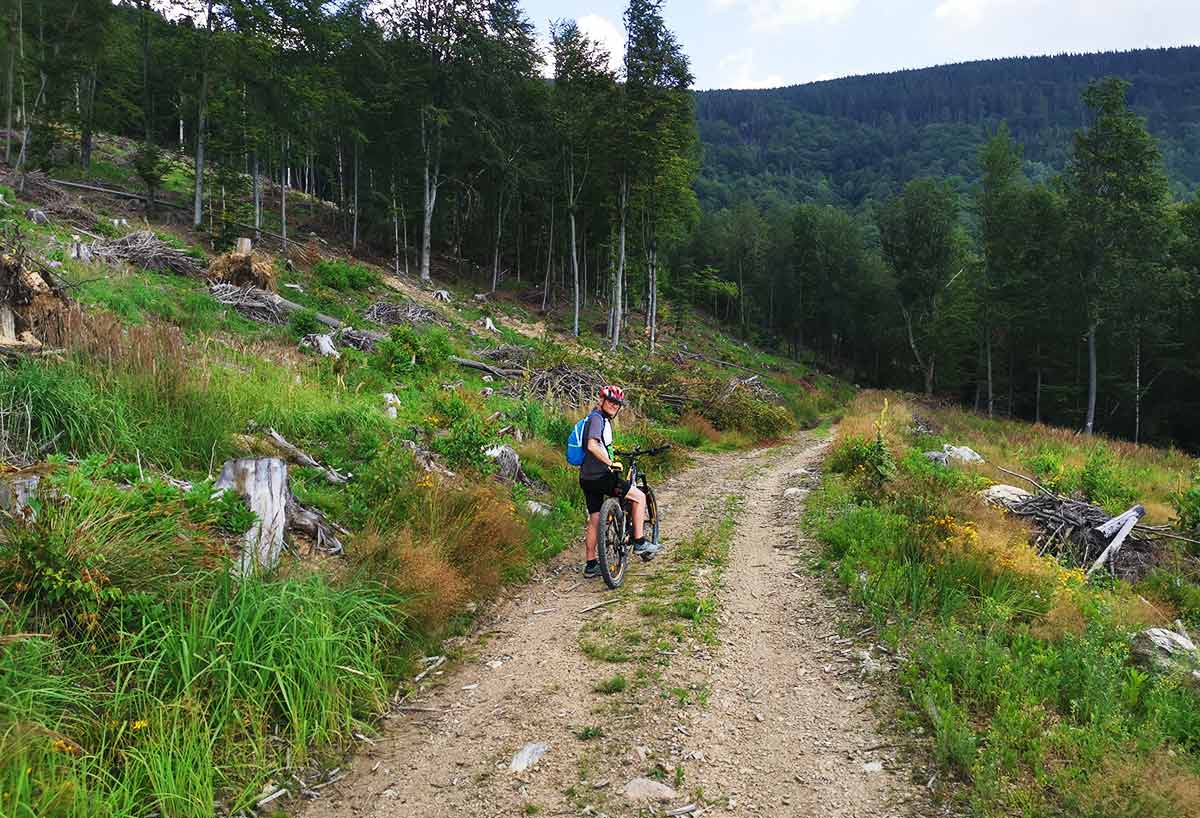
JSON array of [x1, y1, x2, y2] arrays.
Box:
[[613, 445, 672, 459]]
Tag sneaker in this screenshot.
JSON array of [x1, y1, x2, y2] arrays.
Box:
[[583, 561, 601, 578], [633, 540, 661, 561]]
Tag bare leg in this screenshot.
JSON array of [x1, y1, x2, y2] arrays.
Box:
[[625, 485, 646, 540], [585, 511, 599, 561]]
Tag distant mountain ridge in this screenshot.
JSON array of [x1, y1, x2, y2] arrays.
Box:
[[694, 46, 1200, 209]]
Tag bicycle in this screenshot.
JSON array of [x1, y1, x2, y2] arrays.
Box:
[[596, 445, 670, 589]]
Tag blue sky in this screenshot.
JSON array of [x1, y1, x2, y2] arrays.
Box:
[[519, 0, 1200, 90]]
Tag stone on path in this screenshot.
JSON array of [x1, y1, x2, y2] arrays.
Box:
[[509, 742, 547, 772], [622, 777, 678, 802]]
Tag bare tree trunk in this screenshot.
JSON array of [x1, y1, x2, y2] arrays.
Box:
[[79, 64, 97, 168], [542, 200, 554, 311], [986, 335, 994, 417], [393, 189, 400, 277], [1134, 331, 1141, 445], [647, 238, 658, 354], [610, 175, 627, 351], [569, 204, 580, 337], [491, 193, 503, 292], [1035, 343, 1043, 424], [252, 149, 261, 241], [281, 134, 288, 255], [351, 136, 359, 251], [192, 0, 213, 229], [1085, 318, 1098, 435], [4, 7, 13, 164], [419, 112, 439, 283]]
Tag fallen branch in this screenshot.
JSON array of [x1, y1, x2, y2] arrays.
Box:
[[0, 632, 53, 645], [1087, 505, 1145, 577], [413, 656, 446, 683], [265, 427, 349, 484], [450, 355, 522, 379], [285, 494, 347, 555], [578, 597, 620, 614], [993, 465, 1057, 497]]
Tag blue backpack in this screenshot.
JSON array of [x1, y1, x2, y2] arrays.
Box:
[[566, 413, 600, 466]]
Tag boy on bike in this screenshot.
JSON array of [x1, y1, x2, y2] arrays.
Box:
[[579, 385, 660, 578]]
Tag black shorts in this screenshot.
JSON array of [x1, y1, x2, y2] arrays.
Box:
[[580, 472, 632, 514]]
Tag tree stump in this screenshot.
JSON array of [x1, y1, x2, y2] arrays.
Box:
[[213, 457, 289, 575], [0, 473, 39, 522], [235, 237, 253, 254]]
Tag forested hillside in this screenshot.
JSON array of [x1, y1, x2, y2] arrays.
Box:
[[695, 47, 1200, 208]]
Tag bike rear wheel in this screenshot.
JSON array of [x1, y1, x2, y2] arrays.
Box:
[[643, 485, 660, 547], [596, 496, 627, 589]]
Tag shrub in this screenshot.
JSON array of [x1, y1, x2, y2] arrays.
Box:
[[692, 380, 793, 440], [680, 411, 720, 444], [314, 259, 377, 291], [1080, 445, 1138, 513], [1169, 462, 1200, 534], [288, 307, 322, 338], [371, 325, 451, 377]]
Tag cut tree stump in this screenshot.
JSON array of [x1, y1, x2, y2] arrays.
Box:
[[213, 457, 289, 575], [235, 237, 253, 254], [0, 473, 39, 521]]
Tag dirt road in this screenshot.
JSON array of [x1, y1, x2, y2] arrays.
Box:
[[301, 436, 927, 817]]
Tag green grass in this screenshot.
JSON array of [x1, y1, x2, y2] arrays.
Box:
[[593, 675, 628, 695], [810, 392, 1200, 817], [0, 177, 846, 817]]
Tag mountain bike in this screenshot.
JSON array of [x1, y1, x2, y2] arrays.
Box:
[[596, 445, 669, 589]]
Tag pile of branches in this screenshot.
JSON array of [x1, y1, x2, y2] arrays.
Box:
[[1007, 495, 1156, 580], [336, 328, 383, 352], [2, 171, 99, 226], [363, 300, 439, 326], [733, 374, 785, 405], [92, 231, 203, 277], [505, 363, 604, 406], [210, 283, 288, 324], [474, 344, 535, 368], [998, 478, 1196, 581]]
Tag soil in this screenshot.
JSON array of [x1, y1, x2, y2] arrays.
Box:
[[298, 436, 934, 817]]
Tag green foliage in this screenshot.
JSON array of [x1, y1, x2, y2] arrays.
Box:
[[288, 307, 323, 338], [1079, 445, 1138, 513], [371, 326, 452, 378], [314, 259, 378, 292], [1169, 462, 1200, 534]]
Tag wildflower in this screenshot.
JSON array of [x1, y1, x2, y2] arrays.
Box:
[[131, 719, 148, 732]]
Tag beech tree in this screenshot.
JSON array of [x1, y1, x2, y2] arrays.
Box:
[[1065, 78, 1173, 435]]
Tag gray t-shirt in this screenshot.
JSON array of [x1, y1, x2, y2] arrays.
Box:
[[579, 409, 613, 480]]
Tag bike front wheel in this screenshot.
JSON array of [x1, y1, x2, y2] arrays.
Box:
[[596, 496, 627, 589]]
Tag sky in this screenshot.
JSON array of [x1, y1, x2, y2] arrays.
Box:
[[519, 0, 1200, 90]]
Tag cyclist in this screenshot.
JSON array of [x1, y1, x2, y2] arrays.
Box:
[[579, 385, 660, 578]]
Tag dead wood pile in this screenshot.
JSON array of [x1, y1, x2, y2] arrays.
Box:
[[363, 300, 439, 326], [92, 231, 203, 277], [474, 345, 535, 368], [208, 251, 276, 291], [731, 374, 784, 405], [0, 235, 74, 351], [997, 484, 1194, 582], [505, 363, 604, 406], [211, 283, 289, 324], [1, 171, 99, 226]]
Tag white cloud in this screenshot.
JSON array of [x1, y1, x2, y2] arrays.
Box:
[[711, 0, 861, 30], [934, 0, 995, 28], [716, 49, 786, 89], [577, 13, 625, 74]]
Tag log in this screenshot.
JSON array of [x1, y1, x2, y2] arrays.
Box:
[[264, 427, 349, 484], [285, 494, 346, 555], [1087, 505, 1145, 577], [213, 457, 289, 576], [302, 333, 340, 359], [450, 356, 521, 379]]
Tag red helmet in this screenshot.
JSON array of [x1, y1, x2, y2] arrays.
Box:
[[599, 385, 625, 405]]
